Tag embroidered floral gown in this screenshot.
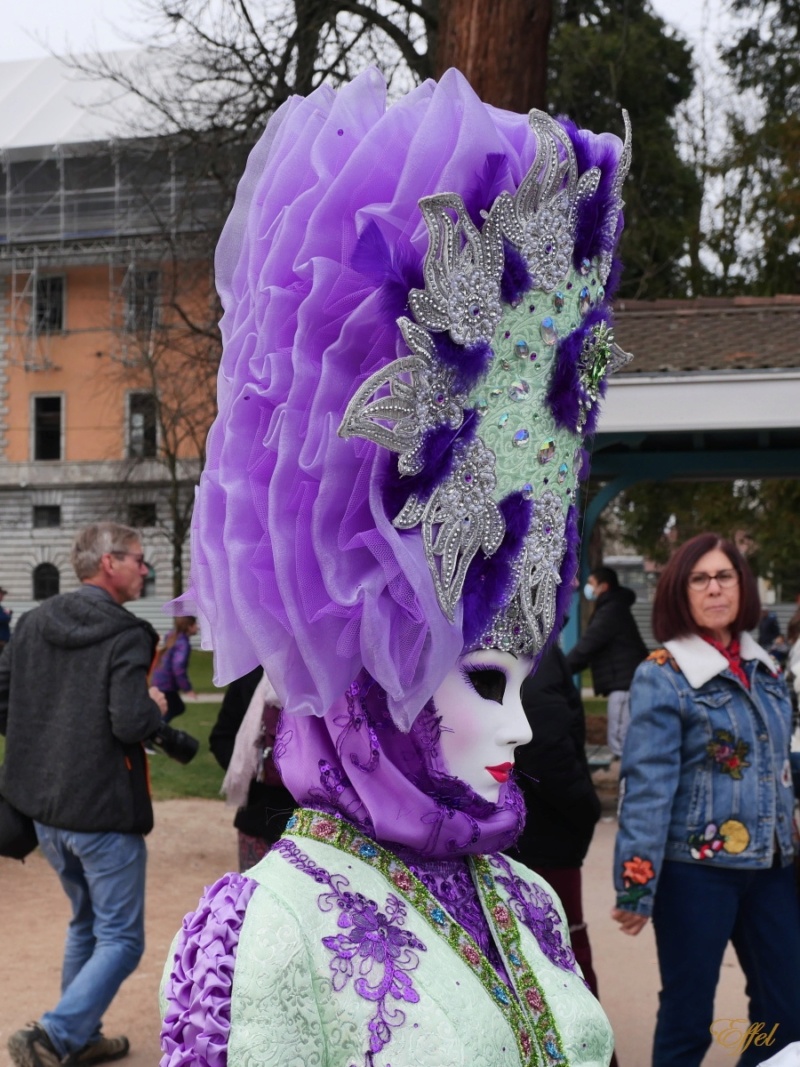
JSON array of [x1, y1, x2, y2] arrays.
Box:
[[161, 810, 614, 1067]]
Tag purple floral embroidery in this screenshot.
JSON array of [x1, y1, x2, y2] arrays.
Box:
[[490, 854, 579, 978], [274, 838, 426, 1056], [333, 679, 381, 773]]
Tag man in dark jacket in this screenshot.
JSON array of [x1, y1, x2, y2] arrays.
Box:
[[565, 565, 648, 760], [0, 522, 166, 1067]]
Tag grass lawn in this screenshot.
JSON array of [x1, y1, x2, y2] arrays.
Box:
[[149, 702, 225, 801], [187, 649, 219, 694], [584, 697, 608, 716]]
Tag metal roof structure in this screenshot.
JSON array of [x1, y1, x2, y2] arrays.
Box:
[[0, 53, 160, 159]]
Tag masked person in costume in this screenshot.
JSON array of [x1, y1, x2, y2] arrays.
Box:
[[160, 68, 632, 1067]]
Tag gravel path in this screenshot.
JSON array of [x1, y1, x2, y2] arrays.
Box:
[[0, 799, 235, 1067]]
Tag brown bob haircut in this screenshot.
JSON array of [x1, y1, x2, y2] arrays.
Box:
[[651, 532, 761, 643]]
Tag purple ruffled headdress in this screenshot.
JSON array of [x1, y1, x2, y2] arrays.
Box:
[[184, 67, 632, 737]]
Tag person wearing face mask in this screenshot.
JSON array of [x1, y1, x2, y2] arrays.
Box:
[[159, 69, 634, 1067], [566, 565, 648, 766], [612, 533, 800, 1067]]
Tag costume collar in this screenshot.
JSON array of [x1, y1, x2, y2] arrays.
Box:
[[664, 632, 776, 689]]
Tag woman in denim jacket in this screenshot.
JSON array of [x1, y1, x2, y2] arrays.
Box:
[[612, 533, 800, 1067]]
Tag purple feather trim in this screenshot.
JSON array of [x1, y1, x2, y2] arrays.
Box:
[[350, 220, 424, 320], [461, 493, 533, 649], [557, 116, 625, 270], [431, 332, 493, 394], [501, 240, 534, 305], [546, 307, 612, 434], [382, 412, 478, 518], [462, 153, 512, 230]]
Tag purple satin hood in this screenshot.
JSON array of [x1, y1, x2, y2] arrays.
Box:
[[276, 672, 525, 859]]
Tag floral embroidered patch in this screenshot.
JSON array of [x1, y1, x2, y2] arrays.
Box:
[[617, 855, 655, 907], [647, 648, 680, 671], [706, 730, 750, 779], [489, 854, 579, 979], [274, 837, 426, 1056], [688, 819, 750, 859]]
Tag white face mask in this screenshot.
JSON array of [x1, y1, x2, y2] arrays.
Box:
[[432, 650, 533, 802], [583, 582, 595, 601]]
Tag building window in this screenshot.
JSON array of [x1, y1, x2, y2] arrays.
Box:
[[33, 396, 62, 460], [128, 502, 157, 527], [33, 562, 60, 600], [33, 505, 61, 528], [128, 393, 157, 459], [125, 269, 160, 334], [142, 563, 156, 598], [35, 276, 64, 333]]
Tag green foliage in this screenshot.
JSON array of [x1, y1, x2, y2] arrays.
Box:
[[548, 0, 702, 299], [748, 481, 800, 594], [712, 0, 800, 294], [614, 478, 800, 593]]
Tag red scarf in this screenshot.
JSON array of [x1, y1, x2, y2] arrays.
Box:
[[701, 634, 750, 689]]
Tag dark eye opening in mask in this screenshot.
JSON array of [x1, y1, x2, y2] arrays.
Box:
[[463, 667, 506, 704]]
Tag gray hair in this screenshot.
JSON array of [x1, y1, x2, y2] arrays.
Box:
[[71, 522, 141, 581]]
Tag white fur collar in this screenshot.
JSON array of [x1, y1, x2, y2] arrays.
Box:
[[663, 632, 777, 689]]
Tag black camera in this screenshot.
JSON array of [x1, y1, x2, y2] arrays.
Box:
[[150, 722, 199, 764]]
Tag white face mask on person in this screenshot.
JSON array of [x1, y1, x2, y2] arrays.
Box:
[[583, 582, 596, 601], [432, 650, 533, 802]]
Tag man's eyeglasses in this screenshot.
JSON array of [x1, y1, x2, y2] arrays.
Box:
[[687, 569, 738, 591], [111, 551, 147, 567]]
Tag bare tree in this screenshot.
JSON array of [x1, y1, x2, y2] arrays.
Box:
[[70, 1, 437, 140], [64, 2, 442, 595], [66, 1, 561, 593], [102, 208, 220, 597]]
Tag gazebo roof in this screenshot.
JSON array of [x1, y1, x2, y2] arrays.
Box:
[[613, 295, 800, 374]]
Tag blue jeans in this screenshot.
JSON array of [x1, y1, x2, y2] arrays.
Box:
[[651, 859, 800, 1067], [34, 824, 147, 1056]]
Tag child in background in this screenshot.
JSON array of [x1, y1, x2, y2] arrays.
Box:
[[152, 616, 197, 722]]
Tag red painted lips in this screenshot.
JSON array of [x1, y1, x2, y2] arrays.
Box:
[[485, 762, 513, 783]]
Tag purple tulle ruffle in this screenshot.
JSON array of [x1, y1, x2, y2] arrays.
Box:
[[160, 873, 258, 1067]]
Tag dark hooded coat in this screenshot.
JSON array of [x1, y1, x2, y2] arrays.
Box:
[[565, 586, 648, 696], [0, 586, 162, 833]]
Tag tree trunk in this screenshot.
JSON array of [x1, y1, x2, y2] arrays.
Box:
[[434, 0, 552, 112]]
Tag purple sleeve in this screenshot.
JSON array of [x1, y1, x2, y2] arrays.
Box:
[[171, 635, 193, 692], [151, 645, 174, 691], [160, 872, 258, 1067]]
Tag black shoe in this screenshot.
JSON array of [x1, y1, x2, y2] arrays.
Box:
[[7, 1025, 62, 1067]]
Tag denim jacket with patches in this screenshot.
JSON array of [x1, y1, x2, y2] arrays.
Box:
[[614, 632, 796, 916]]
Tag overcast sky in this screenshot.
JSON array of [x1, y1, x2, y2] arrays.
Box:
[[1, 0, 730, 64]]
